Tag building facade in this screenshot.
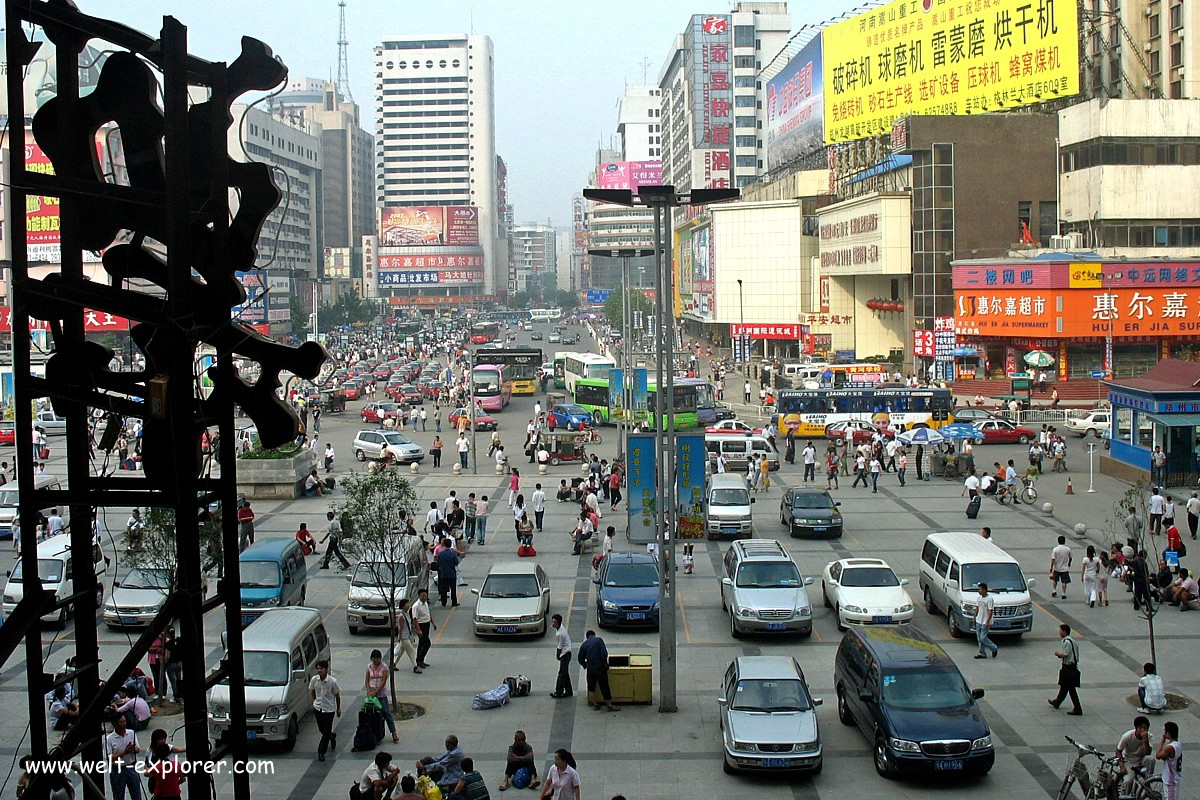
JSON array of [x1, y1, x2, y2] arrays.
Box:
[[373, 35, 501, 307], [512, 224, 557, 297], [616, 84, 663, 162], [1080, 0, 1197, 101]]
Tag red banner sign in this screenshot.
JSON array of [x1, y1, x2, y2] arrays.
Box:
[[0, 307, 129, 333], [730, 323, 802, 339]]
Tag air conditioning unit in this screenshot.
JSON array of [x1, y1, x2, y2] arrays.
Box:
[[1145, 78, 1156, 88], [1067, 232, 1085, 249], [1144, 41, 1154, 51], [1144, 7, 1153, 15], [1048, 235, 1073, 249]]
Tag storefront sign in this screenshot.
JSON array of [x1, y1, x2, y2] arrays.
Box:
[[799, 313, 853, 325], [378, 206, 479, 247], [817, 193, 910, 276], [953, 261, 1200, 290], [626, 433, 657, 544], [913, 329, 935, 357], [953, 263, 1058, 289], [957, 286, 1200, 338], [819, 276, 831, 313], [0, 307, 129, 332], [378, 254, 484, 270], [730, 323, 803, 339], [676, 434, 707, 540], [609, 368, 624, 419]]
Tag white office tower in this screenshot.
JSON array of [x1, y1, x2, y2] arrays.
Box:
[[374, 35, 500, 302], [617, 84, 663, 162]]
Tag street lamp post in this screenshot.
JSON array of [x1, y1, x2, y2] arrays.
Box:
[[584, 186, 739, 713], [737, 278, 745, 371]]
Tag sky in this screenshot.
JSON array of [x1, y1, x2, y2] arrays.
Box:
[[81, 0, 863, 227]]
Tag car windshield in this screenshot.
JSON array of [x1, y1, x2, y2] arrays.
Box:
[[352, 562, 406, 587], [241, 651, 290, 686], [11, 558, 65, 582], [730, 678, 812, 712], [240, 561, 281, 588], [711, 488, 750, 507], [0, 488, 20, 506], [792, 494, 834, 510], [840, 566, 899, 587], [604, 563, 659, 588], [736, 562, 802, 588], [962, 562, 1027, 593], [382, 433, 413, 446], [121, 569, 172, 590], [481, 574, 540, 598], [562, 406, 586, 415], [880, 668, 972, 710]]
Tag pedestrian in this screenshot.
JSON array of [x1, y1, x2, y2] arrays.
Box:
[[420, 407, 428, 431], [457, 433, 470, 469], [411, 410, 419, 432], [1163, 494, 1176, 532], [435, 537, 461, 607], [312, 406, 321, 434], [1050, 387, 1060, 408], [358, 751, 401, 800], [759, 453, 771, 492], [309, 660, 341, 762], [433, 406, 441, 433], [1152, 447, 1167, 486], [1125, 504, 1145, 548], [1130, 549, 1154, 611], [430, 435, 443, 468], [897, 448, 908, 487], [915, 444, 925, 481], [747, 454, 760, 492], [825, 449, 839, 490], [163, 628, 182, 703], [365, 650, 400, 743], [148, 631, 166, 703], [962, 470, 980, 499], [320, 511, 350, 570], [1048, 623, 1083, 715], [393, 598, 422, 674], [784, 431, 795, 465], [519, 511, 535, 548], [1156, 722, 1183, 800], [973, 582, 999, 659], [476, 495, 490, 545], [550, 614, 573, 699], [608, 467, 622, 511], [851, 452, 868, 488], [508, 469, 521, 508], [1187, 491, 1200, 540], [743, 380, 751, 404], [1050, 535, 1073, 599], [104, 715, 143, 800], [532, 483, 547, 532], [577, 630, 618, 712], [464, 493, 478, 543], [868, 454, 881, 493], [499, 730, 540, 791], [539, 750, 580, 800], [413, 588, 435, 668], [237, 501, 255, 551], [1081, 545, 1100, 607], [801, 441, 816, 483], [324, 442, 335, 473], [1096, 551, 1111, 607]]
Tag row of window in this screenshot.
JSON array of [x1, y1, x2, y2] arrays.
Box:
[[383, 58, 463, 70], [380, 40, 462, 50], [379, 111, 468, 120], [381, 98, 467, 106], [1061, 138, 1200, 171], [379, 132, 468, 140], [244, 124, 317, 162], [379, 122, 468, 130], [384, 166, 470, 173], [380, 76, 467, 84], [384, 155, 469, 162], [1148, 4, 1186, 38], [379, 176, 469, 184], [379, 189, 469, 197], [378, 144, 466, 152], [381, 87, 467, 96], [1064, 219, 1200, 248]]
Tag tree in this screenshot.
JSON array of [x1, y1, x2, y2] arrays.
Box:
[[289, 293, 307, 333], [554, 290, 577, 311], [331, 469, 420, 706], [126, 506, 224, 599], [319, 292, 374, 329], [604, 289, 653, 330], [1106, 479, 1162, 664], [509, 290, 530, 310]]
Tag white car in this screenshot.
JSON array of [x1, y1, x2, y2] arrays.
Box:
[[1065, 410, 1110, 437], [471, 561, 551, 637], [820, 558, 914, 631], [104, 567, 209, 628], [705, 419, 763, 435]]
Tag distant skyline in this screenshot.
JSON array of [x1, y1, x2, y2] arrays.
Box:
[[86, 0, 863, 226]]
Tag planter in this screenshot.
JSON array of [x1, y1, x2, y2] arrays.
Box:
[[238, 449, 318, 500]]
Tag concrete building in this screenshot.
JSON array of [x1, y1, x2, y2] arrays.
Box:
[[512, 223, 557, 297], [373, 34, 500, 306], [616, 84, 663, 161], [1080, 0, 1198, 100], [555, 231, 575, 295]]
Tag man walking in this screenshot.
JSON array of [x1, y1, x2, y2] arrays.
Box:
[[104, 714, 143, 800], [1149, 488, 1165, 536], [743, 380, 752, 404], [532, 483, 547, 532], [1048, 623, 1083, 715], [578, 629, 618, 711], [549, 614, 573, 699], [320, 511, 350, 570], [412, 588, 435, 668], [456, 432, 470, 469], [435, 537, 461, 607], [851, 451, 868, 488], [801, 441, 816, 483], [1050, 535, 1073, 599], [973, 583, 998, 659], [1187, 491, 1200, 540], [309, 661, 341, 762]]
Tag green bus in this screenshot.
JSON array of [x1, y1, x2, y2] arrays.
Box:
[[573, 377, 711, 429]]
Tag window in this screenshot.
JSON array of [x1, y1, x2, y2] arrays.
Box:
[[734, 25, 755, 47], [1018, 201, 1032, 240], [736, 155, 756, 167], [648, 108, 655, 117], [734, 55, 755, 68], [735, 135, 756, 147], [734, 75, 756, 88], [1170, 3, 1182, 29], [735, 95, 756, 107], [1149, 14, 1161, 38], [1170, 80, 1182, 99], [1150, 50, 1161, 74], [1039, 202, 1058, 242], [1170, 42, 1182, 67], [736, 115, 756, 128]]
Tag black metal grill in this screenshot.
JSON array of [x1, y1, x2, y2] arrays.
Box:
[[921, 740, 971, 756], [757, 743, 794, 753]]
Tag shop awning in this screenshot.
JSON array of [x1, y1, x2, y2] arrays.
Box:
[[1143, 413, 1200, 427]]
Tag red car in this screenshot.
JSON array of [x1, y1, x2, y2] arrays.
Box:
[[0, 421, 14, 446], [448, 407, 497, 431], [338, 382, 362, 401], [361, 402, 402, 424], [972, 419, 1035, 444], [824, 420, 895, 445], [397, 384, 423, 405]]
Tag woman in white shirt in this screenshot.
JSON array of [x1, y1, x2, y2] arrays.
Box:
[[539, 749, 580, 800], [1080, 545, 1101, 608]]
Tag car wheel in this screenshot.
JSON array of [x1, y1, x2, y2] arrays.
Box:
[[594, 410, 605, 425], [822, 583, 832, 608], [835, 605, 846, 632], [729, 612, 742, 639], [551, 457, 560, 466], [837, 688, 854, 725], [1018, 435, 1030, 444], [947, 605, 964, 638], [811, 760, 823, 776], [722, 757, 736, 775], [874, 737, 896, 779], [780, 509, 787, 526], [355, 449, 366, 462], [348, 624, 359, 635], [923, 585, 937, 614], [283, 716, 299, 752], [975, 436, 986, 446]]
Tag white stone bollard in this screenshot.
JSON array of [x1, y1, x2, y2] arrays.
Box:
[[538, 463, 548, 475], [410, 462, 419, 475], [1073, 523, 1087, 537], [452, 463, 462, 476], [1041, 502, 1053, 515]]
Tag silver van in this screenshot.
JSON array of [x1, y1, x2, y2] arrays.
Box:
[[3, 533, 107, 625], [918, 532, 1035, 638], [706, 474, 754, 539], [345, 535, 430, 634], [721, 539, 813, 638], [207, 606, 330, 750], [0, 476, 66, 540], [705, 434, 779, 473]]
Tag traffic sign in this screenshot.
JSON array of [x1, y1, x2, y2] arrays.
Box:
[[1090, 370, 1108, 379]]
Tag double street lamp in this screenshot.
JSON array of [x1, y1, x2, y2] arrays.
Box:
[[583, 185, 739, 712]]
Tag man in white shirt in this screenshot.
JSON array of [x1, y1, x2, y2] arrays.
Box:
[[801, 442, 817, 483], [1186, 491, 1200, 540], [104, 714, 142, 800], [550, 614, 573, 698], [531, 483, 547, 531], [424, 502, 444, 535], [412, 588, 435, 668], [308, 661, 341, 762], [1138, 663, 1167, 713], [456, 433, 471, 469], [715, 453, 727, 474], [973, 583, 998, 659], [962, 471, 981, 499], [1050, 536, 1073, 599], [1156, 722, 1182, 800], [1149, 488, 1166, 536], [443, 491, 458, 517], [885, 438, 900, 472], [47, 509, 65, 536], [584, 488, 601, 519], [980, 472, 997, 496]]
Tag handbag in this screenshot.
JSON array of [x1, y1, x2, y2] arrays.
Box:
[[362, 696, 383, 713]]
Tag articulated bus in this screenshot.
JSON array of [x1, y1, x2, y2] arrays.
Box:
[[528, 308, 563, 322], [562, 353, 614, 395], [572, 376, 726, 429], [481, 348, 543, 395], [472, 364, 512, 412], [470, 321, 500, 345], [775, 386, 954, 436]]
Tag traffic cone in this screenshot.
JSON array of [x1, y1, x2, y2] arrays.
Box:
[[1065, 477, 1074, 495]]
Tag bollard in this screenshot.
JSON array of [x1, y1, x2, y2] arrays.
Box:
[[495, 462, 504, 474], [452, 463, 462, 476], [538, 463, 548, 475], [1073, 523, 1087, 538], [410, 462, 419, 475], [1041, 502, 1053, 515]]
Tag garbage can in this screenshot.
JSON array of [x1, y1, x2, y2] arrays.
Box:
[[607, 653, 653, 704]]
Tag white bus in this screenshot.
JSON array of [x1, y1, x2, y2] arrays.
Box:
[[528, 308, 563, 323], [562, 353, 614, 394]]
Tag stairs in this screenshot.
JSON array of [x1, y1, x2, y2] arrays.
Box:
[[950, 378, 1107, 407]]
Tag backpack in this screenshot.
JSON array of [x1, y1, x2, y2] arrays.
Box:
[[511, 768, 532, 790], [504, 674, 531, 697]]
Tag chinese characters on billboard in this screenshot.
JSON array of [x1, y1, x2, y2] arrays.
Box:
[[594, 161, 664, 191], [690, 14, 733, 178], [823, 0, 1079, 143], [378, 206, 479, 246], [765, 36, 824, 170]]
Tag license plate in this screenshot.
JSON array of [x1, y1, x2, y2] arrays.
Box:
[[761, 758, 789, 768], [872, 615, 893, 623], [246, 730, 257, 741], [120, 617, 138, 625], [626, 612, 646, 620], [765, 622, 786, 631], [496, 625, 518, 634], [934, 760, 964, 771], [366, 617, 386, 625], [992, 620, 1011, 629], [811, 527, 827, 532], [722, 528, 738, 534], [241, 615, 255, 626]]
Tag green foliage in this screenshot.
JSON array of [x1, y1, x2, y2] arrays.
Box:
[[554, 290, 577, 311], [289, 293, 307, 332], [604, 289, 653, 329], [509, 290, 530, 309], [319, 291, 375, 328], [126, 506, 224, 591], [239, 441, 304, 460]]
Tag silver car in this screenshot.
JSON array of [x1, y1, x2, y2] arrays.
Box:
[[471, 562, 550, 637], [103, 567, 207, 628], [719, 656, 823, 774], [720, 540, 814, 638], [351, 429, 425, 464]]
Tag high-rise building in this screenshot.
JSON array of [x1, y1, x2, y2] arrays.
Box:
[[616, 84, 663, 161], [373, 35, 500, 306], [512, 224, 557, 297], [1080, 0, 1198, 100]]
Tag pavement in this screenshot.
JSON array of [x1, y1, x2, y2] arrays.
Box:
[[3, 323, 1198, 800]]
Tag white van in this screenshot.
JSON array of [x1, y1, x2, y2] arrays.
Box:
[[918, 532, 1035, 638], [0, 476, 66, 540], [207, 606, 330, 750], [705, 434, 779, 473], [345, 535, 430, 633], [705, 474, 754, 539], [778, 363, 827, 389], [3, 533, 107, 625]]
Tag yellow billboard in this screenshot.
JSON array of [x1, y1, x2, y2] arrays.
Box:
[[823, 0, 1079, 143]]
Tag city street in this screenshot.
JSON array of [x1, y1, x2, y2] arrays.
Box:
[[4, 326, 1196, 800]]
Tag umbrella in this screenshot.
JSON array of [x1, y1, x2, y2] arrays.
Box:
[[950, 346, 981, 357], [1024, 350, 1056, 368], [897, 427, 945, 446], [939, 423, 985, 441]]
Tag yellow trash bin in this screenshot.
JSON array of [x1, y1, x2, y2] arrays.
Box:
[[606, 653, 653, 704]]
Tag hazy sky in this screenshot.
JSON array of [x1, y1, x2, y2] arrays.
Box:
[[83, 0, 862, 227]]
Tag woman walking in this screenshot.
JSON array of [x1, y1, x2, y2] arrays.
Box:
[[507, 468, 521, 508], [1081, 545, 1100, 608], [364, 649, 400, 742], [759, 451, 771, 492], [1096, 551, 1111, 607], [539, 749, 580, 800]]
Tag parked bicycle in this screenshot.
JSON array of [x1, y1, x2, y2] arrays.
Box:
[[997, 476, 1038, 505], [1058, 735, 1162, 800]]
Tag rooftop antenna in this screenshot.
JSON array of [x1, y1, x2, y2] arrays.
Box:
[[639, 56, 650, 83], [335, 0, 354, 103]]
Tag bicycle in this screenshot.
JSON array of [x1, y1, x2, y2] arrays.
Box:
[[1057, 736, 1162, 800], [997, 477, 1038, 505]]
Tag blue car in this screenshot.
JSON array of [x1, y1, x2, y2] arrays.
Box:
[[594, 552, 660, 628], [549, 403, 595, 430]]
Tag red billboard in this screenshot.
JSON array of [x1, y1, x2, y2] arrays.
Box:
[[378, 206, 478, 247], [0, 306, 129, 333]]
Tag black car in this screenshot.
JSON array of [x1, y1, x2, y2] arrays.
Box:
[[834, 626, 994, 779], [530, 331, 544, 341], [561, 334, 578, 345], [779, 488, 842, 539]]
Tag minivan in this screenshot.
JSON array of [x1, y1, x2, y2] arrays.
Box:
[[207, 606, 330, 750], [706, 474, 754, 539], [3, 533, 107, 625], [345, 535, 430, 634], [0, 475, 66, 539], [239, 539, 310, 627], [705, 434, 779, 473], [918, 532, 1035, 638], [834, 626, 994, 778], [720, 539, 813, 638]]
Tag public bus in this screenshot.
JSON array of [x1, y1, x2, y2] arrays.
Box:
[[528, 308, 563, 323], [572, 376, 724, 429], [775, 386, 954, 437], [471, 364, 512, 411], [481, 348, 543, 395], [562, 353, 614, 394], [553, 351, 576, 389], [470, 321, 500, 345]]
